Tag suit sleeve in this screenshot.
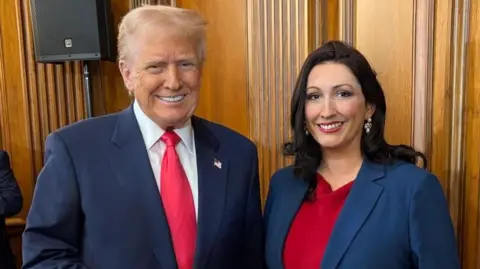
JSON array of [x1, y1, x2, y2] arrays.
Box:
[[0, 150, 23, 217], [22, 132, 88, 269], [409, 174, 461, 269], [242, 145, 265, 268], [263, 171, 279, 230]]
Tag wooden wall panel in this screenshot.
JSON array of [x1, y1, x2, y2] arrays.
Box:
[[353, 0, 414, 146], [462, 0, 480, 267], [246, 0, 323, 199], [174, 0, 249, 135], [0, 0, 87, 266], [431, 0, 454, 202], [3, 0, 477, 267], [0, 0, 86, 220], [431, 0, 469, 250], [90, 0, 131, 116]]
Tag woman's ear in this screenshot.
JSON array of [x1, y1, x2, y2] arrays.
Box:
[[366, 103, 376, 119]]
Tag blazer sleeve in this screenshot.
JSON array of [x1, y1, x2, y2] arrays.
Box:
[[22, 132, 88, 269], [0, 150, 23, 217], [409, 173, 461, 269], [263, 170, 278, 231], [242, 145, 265, 268]]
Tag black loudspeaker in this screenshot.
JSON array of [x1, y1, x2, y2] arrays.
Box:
[[30, 0, 117, 63]]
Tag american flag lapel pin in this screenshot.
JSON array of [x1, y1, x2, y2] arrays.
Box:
[[213, 158, 222, 169]]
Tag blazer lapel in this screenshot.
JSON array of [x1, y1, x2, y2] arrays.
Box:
[[321, 161, 384, 269], [268, 173, 309, 269], [191, 117, 229, 269], [110, 105, 177, 269]]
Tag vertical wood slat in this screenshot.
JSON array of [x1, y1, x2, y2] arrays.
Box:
[[449, 0, 470, 262], [22, 0, 86, 171], [130, 0, 171, 8], [462, 0, 480, 267], [0, 18, 8, 150], [411, 0, 434, 163], [246, 0, 322, 199], [0, 0, 87, 222]]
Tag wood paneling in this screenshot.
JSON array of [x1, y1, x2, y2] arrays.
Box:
[[0, 0, 86, 220], [2, 0, 479, 267], [462, 0, 480, 266], [174, 0, 249, 135], [411, 0, 434, 159], [246, 0, 323, 199], [431, 0, 454, 193], [431, 0, 463, 234], [90, 0, 131, 116], [0, 0, 87, 266], [354, 0, 414, 146]]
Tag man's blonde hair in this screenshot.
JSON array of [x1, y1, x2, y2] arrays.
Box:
[[117, 4, 207, 63]]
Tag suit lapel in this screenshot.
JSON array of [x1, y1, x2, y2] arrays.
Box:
[[110, 105, 177, 269], [269, 174, 309, 269], [321, 161, 384, 269], [191, 117, 229, 269]]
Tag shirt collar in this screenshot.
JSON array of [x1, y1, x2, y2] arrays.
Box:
[[133, 100, 195, 154]]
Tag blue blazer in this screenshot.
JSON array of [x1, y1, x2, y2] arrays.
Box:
[[22, 105, 264, 269], [264, 161, 460, 269]]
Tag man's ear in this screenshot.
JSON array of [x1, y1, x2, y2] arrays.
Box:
[[119, 60, 135, 92]]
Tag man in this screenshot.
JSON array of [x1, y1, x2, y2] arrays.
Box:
[[22, 5, 263, 269], [0, 149, 23, 269]]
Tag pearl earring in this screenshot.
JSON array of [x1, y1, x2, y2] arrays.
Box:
[[364, 118, 372, 134], [304, 123, 309, 135]]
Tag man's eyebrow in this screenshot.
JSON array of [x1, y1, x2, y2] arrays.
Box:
[[144, 60, 167, 66]]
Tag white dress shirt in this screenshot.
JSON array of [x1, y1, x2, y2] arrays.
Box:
[[133, 100, 199, 219]]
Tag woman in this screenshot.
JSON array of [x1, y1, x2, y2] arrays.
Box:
[[264, 41, 460, 269]]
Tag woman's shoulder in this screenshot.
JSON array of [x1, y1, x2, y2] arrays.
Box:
[[383, 160, 432, 178], [380, 160, 439, 190], [269, 165, 305, 188]]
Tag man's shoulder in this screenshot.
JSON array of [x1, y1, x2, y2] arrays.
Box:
[[0, 150, 9, 169], [54, 111, 121, 141], [195, 116, 256, 150]]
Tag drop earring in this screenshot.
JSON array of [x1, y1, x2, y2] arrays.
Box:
[[304, 123, 309, 135], [364, 118, 372, 134]]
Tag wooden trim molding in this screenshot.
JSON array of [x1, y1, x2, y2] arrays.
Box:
[[0, 22, 8, 150], [412, 0, 435, 164], [339, 0, 355, 44], [448, 0, 470, 243]]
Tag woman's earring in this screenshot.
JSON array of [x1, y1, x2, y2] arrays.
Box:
[[304, 123, 309, 136], [364, 118, 372, 134]]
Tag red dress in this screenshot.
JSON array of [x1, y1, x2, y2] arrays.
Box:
[[283, 174, 354, 269]]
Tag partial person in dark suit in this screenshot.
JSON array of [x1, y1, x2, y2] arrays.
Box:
[[0, 150, 23, 269], [22, 5, 263, 269], [264, 41, 460, 269]]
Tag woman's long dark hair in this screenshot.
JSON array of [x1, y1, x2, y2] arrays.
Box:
[[284, 40, 426, 201]]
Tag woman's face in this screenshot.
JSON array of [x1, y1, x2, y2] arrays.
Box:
[[304, 62, 375, 151]]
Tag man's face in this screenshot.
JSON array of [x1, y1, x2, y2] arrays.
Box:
[[119, 26, 202, 129]]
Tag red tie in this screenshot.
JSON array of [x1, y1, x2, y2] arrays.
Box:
[[160, 131, 196, 269]]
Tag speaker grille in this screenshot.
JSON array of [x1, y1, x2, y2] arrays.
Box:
[[31, 0, 102, 59]]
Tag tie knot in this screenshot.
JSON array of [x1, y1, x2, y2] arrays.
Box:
[[161, 131, 181, 147]]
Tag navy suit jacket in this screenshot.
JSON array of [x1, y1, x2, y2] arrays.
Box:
[[0, 150, 23, 269], [22, 106, 264, 269], [264, 160, 460, 269]]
